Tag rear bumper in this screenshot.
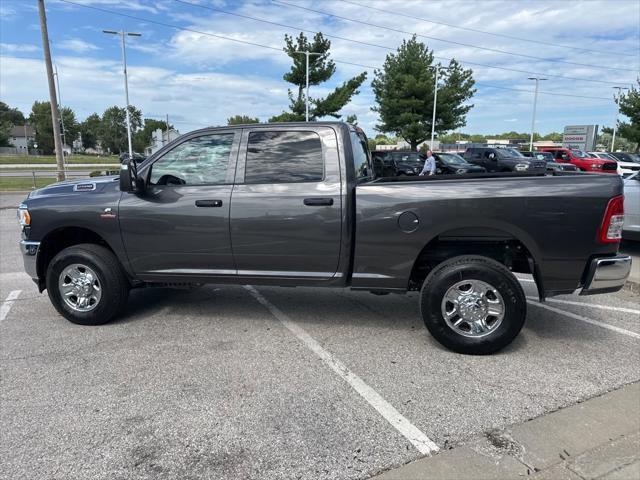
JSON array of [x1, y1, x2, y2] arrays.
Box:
[[20, 240, 40, 280], [580, 255, 632, 295]]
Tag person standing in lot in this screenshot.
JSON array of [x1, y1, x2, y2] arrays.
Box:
[[419, 150, 436, 176]]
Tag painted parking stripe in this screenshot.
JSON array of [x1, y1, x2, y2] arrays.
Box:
[[526, 296, 640, 315], [0, 290, 21, 322], [527, 300, 640, 339], [244, 285, 439, 456]]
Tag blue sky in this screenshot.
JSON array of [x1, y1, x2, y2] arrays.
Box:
[[1, 0, 638, 138]]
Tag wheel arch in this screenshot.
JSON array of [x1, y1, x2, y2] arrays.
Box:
[[36, 226, 119, 291], [409, 223, 544, 298]]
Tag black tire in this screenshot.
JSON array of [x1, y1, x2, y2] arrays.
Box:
[[46, 243, 130, 325], [420, 255, 526, 355]]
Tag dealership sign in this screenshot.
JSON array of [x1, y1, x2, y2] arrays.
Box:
[[563, 125, 598, 151]]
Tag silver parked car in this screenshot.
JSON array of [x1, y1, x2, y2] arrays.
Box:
[[623, 172, 640, 241]]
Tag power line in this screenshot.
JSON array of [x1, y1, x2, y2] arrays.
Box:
[[50, 1, 619, 102], [338, 0, 638, 58], [272, 0, 637, 73], [171, 0, 633, 87]]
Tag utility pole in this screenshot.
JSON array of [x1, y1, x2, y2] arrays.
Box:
[[294, 50, 321, 122], [24, 124, 28, 156], [103, 29, 141, 159], [37, 0, 65, 181], [611, 86, 629, 152], [528, 77, 547, 152]]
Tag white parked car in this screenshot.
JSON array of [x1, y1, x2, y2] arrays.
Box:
[[590, 152, 640, 178], [623, 172, 640, 241]]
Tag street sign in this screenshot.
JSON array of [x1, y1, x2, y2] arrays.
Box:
[[563, 125, 598, 151]]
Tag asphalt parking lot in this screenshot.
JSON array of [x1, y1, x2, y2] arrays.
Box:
[[1, 194, 639, 480]]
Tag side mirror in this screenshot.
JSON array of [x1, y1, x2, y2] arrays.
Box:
[[119, 158, 134, 192]]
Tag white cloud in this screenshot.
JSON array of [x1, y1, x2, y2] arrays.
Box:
[[56, 38, 100, 53], [0, 43, 40, 54]]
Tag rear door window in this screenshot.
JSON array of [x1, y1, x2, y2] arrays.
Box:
[[244, 131, 323, 184]]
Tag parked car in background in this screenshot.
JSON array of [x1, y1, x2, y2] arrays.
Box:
[[522, 151, 578, 173], [463, 147, 546, 173], [433, 152, 486, 174], [604, 152, 640, 177], [623, 172, 640, 241], [371, 150, 422, 177], [539, 147, 617, 173]]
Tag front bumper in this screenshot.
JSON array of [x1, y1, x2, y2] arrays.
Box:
[[20, 240, 40, 280], [580, 255, 632, 295]]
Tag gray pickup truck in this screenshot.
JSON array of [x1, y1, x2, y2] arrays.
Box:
[[17, 122, 631, 354]]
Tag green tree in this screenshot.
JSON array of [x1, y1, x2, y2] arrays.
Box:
[[0, 101, 25, 146], [133, 118, 172, 153], [617, 80, 640, 151], [79, 113, 102, 150], [227, 115, 259, 125], [99, 105, 143, 154], [372, 36, 476, 151], [28, 101, 78, 154], [541, 132, 562, 142], [269, 32, 367, 122], [0, 102, 25, 126]]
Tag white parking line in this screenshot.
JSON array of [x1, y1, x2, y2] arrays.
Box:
[[527, 300, 640, 339], [526, 296, 640, 315], [0, 290, 21, 322], [244, 285, 439, 456]]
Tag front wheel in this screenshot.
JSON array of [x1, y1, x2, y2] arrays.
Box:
[[46, 244, 130, 325], [420, 255, 526, 355]]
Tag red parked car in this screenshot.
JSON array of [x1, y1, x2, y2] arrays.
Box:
[[538, 147, 617, 173]]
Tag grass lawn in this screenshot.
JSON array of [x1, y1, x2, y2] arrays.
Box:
[[0, 155, 119, 165], [0, 177, 58, 191]]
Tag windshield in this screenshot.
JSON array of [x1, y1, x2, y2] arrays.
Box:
[[392, 152, 422, 164], [438, 153, 467, 165], [533, 152, 552, 161], [571, 149, 589, 158], [497, 148, 525, 158]]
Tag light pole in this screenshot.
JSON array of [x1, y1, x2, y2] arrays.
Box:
[[611, 86, 629, 152], [293, 50, 321, 122], [429, 64, 449, 149], [103, 29, 141, 159], [528, 77, 546, 152]]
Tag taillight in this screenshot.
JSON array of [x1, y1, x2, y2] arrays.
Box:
[[598, 195, 624, 243]]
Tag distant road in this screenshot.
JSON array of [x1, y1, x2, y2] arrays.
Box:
[[0, 163, 119, 169]]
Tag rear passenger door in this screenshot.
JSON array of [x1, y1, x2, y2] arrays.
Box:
[[229, 126, 342, 279]]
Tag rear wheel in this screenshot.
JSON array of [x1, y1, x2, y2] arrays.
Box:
[[46, 244, 130, 325], [420, 255, 526, 354]]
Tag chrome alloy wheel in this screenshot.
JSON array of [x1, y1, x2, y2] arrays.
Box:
[[58, 263, 102, 312], [440, 279, 505, 338]]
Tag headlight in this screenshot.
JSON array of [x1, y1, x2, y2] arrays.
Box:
[[456, 168, 467, 174], [514, 163, 529, 171], [17, 204, 30, 227], [592, 164, 602, 169]]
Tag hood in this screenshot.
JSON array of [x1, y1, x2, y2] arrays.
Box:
[[28, 175, 120, 199]]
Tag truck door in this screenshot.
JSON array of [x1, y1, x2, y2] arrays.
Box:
[[229, 126, 342, 279], [118, 130, 239, 277]]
